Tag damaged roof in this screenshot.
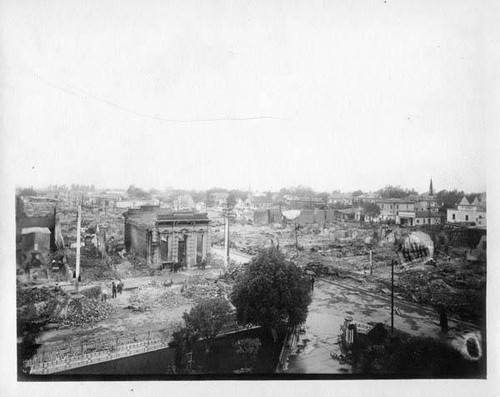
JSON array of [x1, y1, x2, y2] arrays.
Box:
[[125, 208, 209, 229]]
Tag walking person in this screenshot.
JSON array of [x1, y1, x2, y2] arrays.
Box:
[[311, 276, 315, 291], [112, 281, 117, 299]]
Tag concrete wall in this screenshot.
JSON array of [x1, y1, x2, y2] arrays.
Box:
[[297, 210, 315, 225], [21, 232, 50, 252], [128, 223, 148, 257], [17, 216, 56, 249], [254, 210, 269, 225]]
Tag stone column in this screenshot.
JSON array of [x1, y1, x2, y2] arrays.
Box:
[[201, 233, 207, 260], [185, 232, 195, 269], [193, 232, 198, 266], [171, 233, 178, 263], [167, 233, 173, 261]]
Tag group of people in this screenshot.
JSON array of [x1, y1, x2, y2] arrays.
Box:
[[170, 261, 186, 273], [101, 280, 124, 302]]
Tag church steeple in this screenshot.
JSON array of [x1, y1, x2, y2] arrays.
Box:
[[429, 178, 434, 196]]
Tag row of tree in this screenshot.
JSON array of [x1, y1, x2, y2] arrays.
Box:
[[23, 184, 485, 210]]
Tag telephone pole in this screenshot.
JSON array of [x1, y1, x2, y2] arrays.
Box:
[[222, 202, 235, 272], [391, 259, 394, 335], [75, 204, 81, 293]]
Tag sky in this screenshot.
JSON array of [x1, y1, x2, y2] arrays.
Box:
[[1, 0, 495, 194]]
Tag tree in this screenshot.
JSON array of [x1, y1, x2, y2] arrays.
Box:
[[376, 185, 410, 199], [362, 202, 381, 222], [316, 192, 329, 200], [230, 247, 312, 333], [352, 190, 364, 197], [182, 297, 233, 353], [435, 189, 464, 211], [226, 192, 238, 208], [127, 184, 151, 199]]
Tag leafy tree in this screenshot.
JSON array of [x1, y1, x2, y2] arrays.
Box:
[[226, 192, 238, 208], [465, 192, 484, 204], [127, 185, 152, 199], [352, 190, 364, 197], [291, 185, 316, 197], [188, 190, 207, 204], [228, 189, 249, 202], [435, 189, 464, 210], [376, 185, 411, 199], [362, 202, 381, 221], [234, 338, 261, 370], [182, 297, 233, 353], [230, 247, 311, 333], [316, 192, 329, 201]]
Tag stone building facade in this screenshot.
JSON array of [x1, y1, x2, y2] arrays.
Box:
[[124, 207, 210, 269]]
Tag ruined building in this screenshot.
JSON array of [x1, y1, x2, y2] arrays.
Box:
[[123, 207, 210, 268], [16, 196, 64, 267]]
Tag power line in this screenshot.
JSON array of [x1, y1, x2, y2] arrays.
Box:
[[30, 71, 288, 124]]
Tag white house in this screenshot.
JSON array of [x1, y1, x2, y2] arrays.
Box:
[[447, 196, 486, 227]]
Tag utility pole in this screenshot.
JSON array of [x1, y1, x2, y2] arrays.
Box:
[[370, 250, 373, 276], [323, 198, 328, 232], [75, 203, 81, 293], [222, 202, 234, 272], [391, 259, 394, 336]]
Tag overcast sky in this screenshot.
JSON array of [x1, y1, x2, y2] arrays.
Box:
[[1, 0, 494, 194]]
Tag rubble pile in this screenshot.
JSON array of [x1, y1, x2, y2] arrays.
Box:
[[128, 281, 190, 312], [65, 249, 121, 282], [304, 262, 340, 278], [17, 286, 67, 321], [181, 275, 232, 302], [58, 296, 115, 327]]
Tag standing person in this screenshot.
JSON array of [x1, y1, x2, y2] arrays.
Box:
[[112, 281, 117, 298], [439, 306, 449, 333], [117, 280, 123, 294], [101, 284, 108, 302], [311, 276, 315, 291]]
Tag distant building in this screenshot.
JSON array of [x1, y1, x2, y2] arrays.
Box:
[[89, 192, 125, 209], [376, 199, 415, 222], [123, 207, 210, 268], [447, 196, 486, 227], [116, 199, 160, 209], [285, 196, 325, 210], [329, 193, 356, 207], [208, 192, 229, 208], [334, 208, 357, 221], [246, 195, 274, 210], [173, 194, 195, 211], [352, 193, 381, 205], [413, 211, 443, 226]]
